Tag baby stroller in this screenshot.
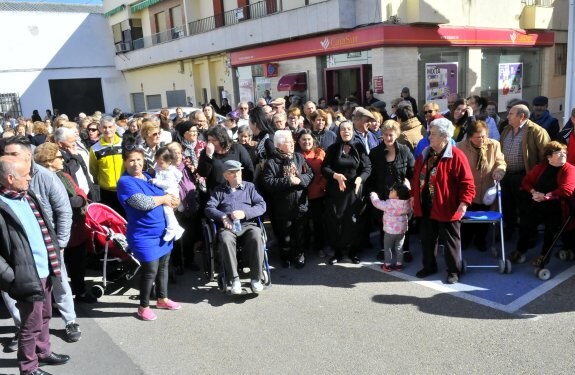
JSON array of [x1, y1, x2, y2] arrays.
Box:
[[85, 203, 141, 298]]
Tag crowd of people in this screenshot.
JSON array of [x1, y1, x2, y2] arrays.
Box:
[[0, 88, 573, 374]]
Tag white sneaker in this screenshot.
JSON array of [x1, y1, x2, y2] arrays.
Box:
[[250, 279, 264, 293], [230, 279, 242, 295]]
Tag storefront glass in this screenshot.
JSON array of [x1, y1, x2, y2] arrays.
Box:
[[418, 47, 467, 111], [480, 48, 541, 111]]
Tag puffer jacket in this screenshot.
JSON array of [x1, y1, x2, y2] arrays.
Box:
[[262, 152, 313, 221], [0, 191, 62, 302]]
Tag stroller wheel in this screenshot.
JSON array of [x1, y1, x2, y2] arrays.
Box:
[[537, 268, 551, 281], [91, 285, 105, 299], [505, 260, 512, 274]]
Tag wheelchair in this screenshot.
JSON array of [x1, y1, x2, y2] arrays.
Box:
[[201, 217, 271, 293]]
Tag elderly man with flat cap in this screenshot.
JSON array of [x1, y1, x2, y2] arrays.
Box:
[[352, 107, 380, 154], [205, 160, 267, 295]]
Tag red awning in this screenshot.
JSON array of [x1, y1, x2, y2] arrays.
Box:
[[277, 72, 307, 92]]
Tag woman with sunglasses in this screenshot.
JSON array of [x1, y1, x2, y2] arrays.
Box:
[[81, 122, 100, 149], [34, 142, 95, 302], [139, 119, 164, 176]]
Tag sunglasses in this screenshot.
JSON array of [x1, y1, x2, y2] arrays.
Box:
[[150, 132, 160, 137], [88, 128, 98, 132], [54, 155, 64, 160], [424, 110, 434, 114]]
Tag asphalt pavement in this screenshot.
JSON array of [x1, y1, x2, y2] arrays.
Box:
[[1, 236, 575, 374]]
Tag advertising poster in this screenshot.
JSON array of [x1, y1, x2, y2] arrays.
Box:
[[239, 78, 254, 103], [498, 63, 523, 110], [255, 77, 271, 101], [425, 62, 458, 112]]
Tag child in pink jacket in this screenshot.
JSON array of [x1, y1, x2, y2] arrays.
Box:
[[370, 182, 412, 271]]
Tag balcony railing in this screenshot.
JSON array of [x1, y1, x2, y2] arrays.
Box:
[[130, 25, 186, 51], [523, 0, 553, 6], [118, 0, 325, 53], [189, 0, 279, 36]]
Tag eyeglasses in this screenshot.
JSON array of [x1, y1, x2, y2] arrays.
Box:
[[88, 128, 98, 132], [54, 155, 64, 160], [552, 150, 567, 156], [150, 132, 160, 137], [424, 110, 435, 114], [240, 107, 249, 110]]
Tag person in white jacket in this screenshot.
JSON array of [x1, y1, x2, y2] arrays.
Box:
[[151, 147, 184, 242], [370, 182, 412, 272]]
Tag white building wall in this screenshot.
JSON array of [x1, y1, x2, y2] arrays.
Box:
[[0, 10, 128, 117]]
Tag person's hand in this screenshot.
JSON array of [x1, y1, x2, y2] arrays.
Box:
[[334, 173, 346, 192], [354, 177, 362, 195], [164, 194, 179, 208], [230, 210, 246, 220], [466, 106, 474, 117], [221, 216, 232, 230], [455, 202, 468, 220], [531, 190, 546, 202], [206, 142, 215, 158], [290, 176, 301, 185], [370, 192, 379, 201], [492, 170, 504, 181]]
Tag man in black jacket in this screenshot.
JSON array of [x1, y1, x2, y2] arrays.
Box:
[[0, 156, 70, 375]]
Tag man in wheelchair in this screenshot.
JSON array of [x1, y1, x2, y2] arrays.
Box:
[[205, 160, 267, 294]]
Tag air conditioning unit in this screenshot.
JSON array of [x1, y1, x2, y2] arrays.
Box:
[[235, 8, 244, 21], [115, 42, 131, 53]]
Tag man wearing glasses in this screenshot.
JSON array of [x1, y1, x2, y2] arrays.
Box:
[[88, 116, 124, 215], [236, 101, 250, 127]]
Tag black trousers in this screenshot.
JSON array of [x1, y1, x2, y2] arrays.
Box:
[[139, 252, 171, 307], [420, 217, 461, 274], [64, 245, 87, 296], [516, 193, 562, 257], [501, 172, 525, 233], [273, 213, 308, 260], [308, 198, 326, 251]]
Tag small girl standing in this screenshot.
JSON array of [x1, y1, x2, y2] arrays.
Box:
[[151, 147, 185, 242], [370, 182, 412, 272]]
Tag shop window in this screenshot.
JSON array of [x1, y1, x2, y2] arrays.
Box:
[[555, 43, 567, 76], [418, 47, 467, 112], [480, 48, 541, 109]]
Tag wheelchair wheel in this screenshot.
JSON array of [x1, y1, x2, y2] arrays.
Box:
[[201, 220, 215, 282]]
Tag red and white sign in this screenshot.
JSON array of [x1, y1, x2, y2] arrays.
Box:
[[373, 76, 384, 94], [230, 24, 554, 67]]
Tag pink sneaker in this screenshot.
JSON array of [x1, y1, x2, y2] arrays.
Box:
[[137, 307, 157, 321], [156, 299, 181, 310]]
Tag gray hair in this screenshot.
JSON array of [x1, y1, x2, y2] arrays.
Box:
[[513, 104, 531, 119], [53, 126, 74, 144], [429, 118, 455, 139], [273, 130, 293, 147], [100, 115, 115, 127]]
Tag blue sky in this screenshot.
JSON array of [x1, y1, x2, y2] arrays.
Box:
[[6, 0, 103, 4]]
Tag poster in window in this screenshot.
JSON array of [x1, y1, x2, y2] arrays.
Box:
[[425, 63, 458, 113], [498, 63, 523, 110], [239, 78, 254, 103]]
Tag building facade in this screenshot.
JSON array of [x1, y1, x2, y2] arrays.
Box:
[[103, 0, 568, 120], [0, 2, 128, 120]]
